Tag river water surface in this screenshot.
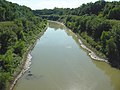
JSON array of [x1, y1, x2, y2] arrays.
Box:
[[14, 21, 120, 90]]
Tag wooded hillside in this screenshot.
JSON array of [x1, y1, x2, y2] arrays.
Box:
[[0, 0, 47, 90]]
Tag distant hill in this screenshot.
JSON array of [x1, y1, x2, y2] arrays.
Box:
[[33, 1, 120, 20]]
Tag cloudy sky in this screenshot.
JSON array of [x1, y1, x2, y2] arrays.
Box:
[[7, 0, 119, 10]]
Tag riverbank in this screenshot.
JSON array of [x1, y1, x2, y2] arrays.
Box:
[[9, 23, 48, 90], [67, 29, 108, 63], [78, 36, 108, 63], [53, 21, 108, 63], [48, 20, 108, 62]]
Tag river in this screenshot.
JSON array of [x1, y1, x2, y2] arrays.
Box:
[[14, 21, 120, 90]]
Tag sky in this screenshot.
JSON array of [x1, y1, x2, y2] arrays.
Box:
[[7, 0, 120, 10]]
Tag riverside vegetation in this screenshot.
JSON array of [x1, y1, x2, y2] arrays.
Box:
[[0, 0, 47, 90], [33, 0, 120, 69], [0, 0, 120, 90]]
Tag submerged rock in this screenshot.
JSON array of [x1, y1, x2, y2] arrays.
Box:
[[28, 71, 33, 76], [25, 71, 34, 80]]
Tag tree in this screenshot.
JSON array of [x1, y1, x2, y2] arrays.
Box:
[[0, 7, 6, 21], [0, 72, 11, 90], [3, 49, 14, 73], [106, 37, 119, 67], [14, 40, 25, 57], [0, 28, 17, 54], [108, 7, 120, 20], [100, 31, 110, 54]]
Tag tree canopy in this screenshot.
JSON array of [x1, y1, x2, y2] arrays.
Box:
[[0, 0, 47, 90]]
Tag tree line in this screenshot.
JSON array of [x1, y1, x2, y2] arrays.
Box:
[[33, 1, 120, 20], [0, 0, 47, 90]]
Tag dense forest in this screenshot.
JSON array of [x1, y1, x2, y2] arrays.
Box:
[[0, 0, 47, 90], [34, 0, 120, 69]]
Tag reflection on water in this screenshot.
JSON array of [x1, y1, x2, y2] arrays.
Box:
[[48, 21, 67, 30], [65, 29, 80, 45], [14, 21, 120, 90]]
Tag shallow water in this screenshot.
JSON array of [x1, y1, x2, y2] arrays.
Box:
[[14, 21, 120, 90]]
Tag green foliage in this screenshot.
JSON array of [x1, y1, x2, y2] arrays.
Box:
[[108, 7, 120, 20], [14, 40, 25, 57], [0, 0, 33, 21], [0, 7, 6, 21], [0, 0, 47, 89], [0, 72, 11, 90], [106, 38, 119, 66], [0, 23, 18, 54], [33, 8, 71, 16], [100, 31, 110, 54], [0, 17, 47, 90], [64, 15, 120, 68], [75, 1, 106, 15], [34, 1, 120, 20]]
